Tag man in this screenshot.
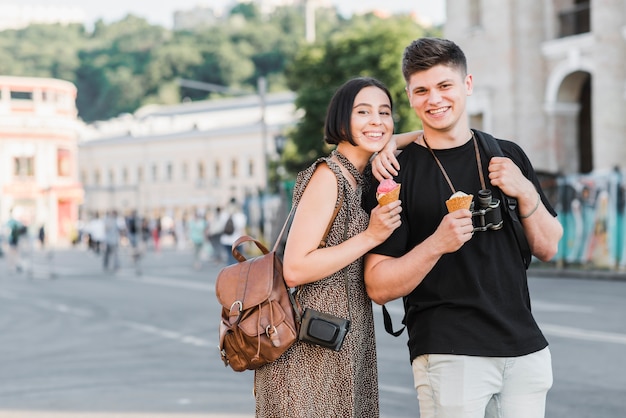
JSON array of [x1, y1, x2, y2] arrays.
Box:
[[6, 209, 25, 273], [125, 210, 142, 275], [219, 198, 247, 265], [364, 38, 563, 418], [188, 211, 207, 270], [103, 210, 123, 273]]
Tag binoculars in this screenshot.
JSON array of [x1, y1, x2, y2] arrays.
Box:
[[471, 189, 504, 232]]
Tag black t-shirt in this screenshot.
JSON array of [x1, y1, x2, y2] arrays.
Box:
[[364, 131, 556, 362]]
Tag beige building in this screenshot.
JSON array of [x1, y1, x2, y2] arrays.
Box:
[[0, 76, 83, 246], [445, 0, 626, 175], [78, 91, 298, 235]]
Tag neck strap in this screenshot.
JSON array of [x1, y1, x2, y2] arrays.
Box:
[[423, 130, 487, 194]]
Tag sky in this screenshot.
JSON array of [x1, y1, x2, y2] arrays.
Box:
[[14, 1, 446, 28]]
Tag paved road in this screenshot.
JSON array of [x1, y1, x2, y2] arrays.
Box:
[[0, 244, 625, 417]]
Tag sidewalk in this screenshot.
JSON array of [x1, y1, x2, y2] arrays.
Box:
[[529, 264, 626, 281]]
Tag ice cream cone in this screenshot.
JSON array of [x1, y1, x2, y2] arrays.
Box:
[[377, 184, 401, 206], [445, 194, 473, 212]]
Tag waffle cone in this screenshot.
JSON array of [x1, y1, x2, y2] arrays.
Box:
[[445, 194, 474, 212], [377, 184, 401, 206]]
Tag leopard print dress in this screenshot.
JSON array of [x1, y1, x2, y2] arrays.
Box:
[[254, 153, 379, 418]]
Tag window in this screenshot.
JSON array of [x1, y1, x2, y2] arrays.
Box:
[[248, 159, 255, 177], [469, 0, 481, 28], [94, 170, 101, 186], [166, 163, 173, 181], [558, 0, 591, 37], [122, 168, 129, 185], [137, 166, 144, 183], [57, 148, 71, 177], [181, 162, 188, 180], [14, 156, 34, 177], [198, 161, 205, 180], [10, 90, 33, 101], [152, 164, 158, 181], [231, 159, 238, 177], [214, 161, 221, 179], [108, 169, 115, 186]]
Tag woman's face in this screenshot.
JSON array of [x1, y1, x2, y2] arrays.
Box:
[[350, 86, 394, 154]]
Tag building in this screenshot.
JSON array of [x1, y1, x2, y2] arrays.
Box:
[[445, 0, 626, 268], [78, 90, 298, 238], [0, 76, 83, 246], [445, 0, 626, 175]]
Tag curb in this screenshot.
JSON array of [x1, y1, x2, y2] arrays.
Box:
[[529, 266, 626, 282]]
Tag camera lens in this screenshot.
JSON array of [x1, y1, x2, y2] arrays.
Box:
[[478, 189, 492, 209]]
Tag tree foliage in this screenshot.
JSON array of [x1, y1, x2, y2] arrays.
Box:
[[283, 14, 441, 172], [0, 5, 441, 176]]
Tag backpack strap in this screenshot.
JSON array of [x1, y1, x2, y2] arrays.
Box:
[[473, 129, 532, 269], [382, 303, 406, 336]]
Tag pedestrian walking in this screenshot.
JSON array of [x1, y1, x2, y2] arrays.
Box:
[[188, 211, 207, 270], [103, 210, 123, 273], [125, 210, 142, 275], [219, 199, 247, 265], [6, 209, 26, 274], [207, 207, 225, 263]]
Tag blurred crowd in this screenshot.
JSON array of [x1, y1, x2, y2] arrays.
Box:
[[1, 198, 248, 276]]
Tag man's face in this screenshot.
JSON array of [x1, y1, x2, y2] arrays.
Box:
[[405, 64, 473, 133]]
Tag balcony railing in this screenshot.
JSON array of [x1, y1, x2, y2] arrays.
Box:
[[558, 2, 590, 38]]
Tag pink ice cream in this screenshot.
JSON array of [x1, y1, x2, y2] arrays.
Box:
[[376, 179, 401, 205], [377, 179, 398, 194]]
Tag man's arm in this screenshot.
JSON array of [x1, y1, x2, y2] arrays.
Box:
[[516, 188, 563, 261], [488, 156, 563, 261], [364, 209, 474, 305]]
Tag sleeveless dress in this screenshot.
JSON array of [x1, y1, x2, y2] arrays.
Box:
[[254, 153, 379, 417]]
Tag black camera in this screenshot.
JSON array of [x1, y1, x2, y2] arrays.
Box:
[[298, 308, 350, 352], [471, 189, 504, 232]]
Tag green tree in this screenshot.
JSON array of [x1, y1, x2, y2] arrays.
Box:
[[0, 23, 86, 81], [283, 15, 440, 173]]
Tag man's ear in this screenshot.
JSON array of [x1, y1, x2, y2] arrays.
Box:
[[465, 74, 473, 96]]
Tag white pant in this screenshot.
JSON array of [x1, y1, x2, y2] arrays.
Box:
[[411, 347, 552, 418]]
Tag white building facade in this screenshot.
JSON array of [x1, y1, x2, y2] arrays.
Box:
[[78, 91, 298, 232], [445, 0, 626, 175], [0, 76, 83, 246]]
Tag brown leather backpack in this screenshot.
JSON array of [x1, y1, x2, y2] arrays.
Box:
[[216, 187, 343, 372], [216, 234, 299, 372]]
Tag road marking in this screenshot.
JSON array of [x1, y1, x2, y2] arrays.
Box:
[[384, 300, 595, 315], [532, 300, 594, 313], [382, 303, 626, 345], [379, 384, 415, 395], [122, 320, 211, 347], [117, 273, 214, 292], [0, 290, 18, 299], [540, 323, 626, 345]]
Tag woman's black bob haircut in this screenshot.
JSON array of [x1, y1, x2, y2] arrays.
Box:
[[324, 77, 393, 146]]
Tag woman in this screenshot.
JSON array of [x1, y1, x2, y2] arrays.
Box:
[[254, 77, 411, 417]]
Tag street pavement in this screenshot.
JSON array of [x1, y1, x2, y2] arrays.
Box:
[[0, 242, 625, 417]]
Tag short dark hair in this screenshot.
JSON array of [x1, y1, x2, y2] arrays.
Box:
[[324, 77, 393, 146], [402, 37, 467, 82]]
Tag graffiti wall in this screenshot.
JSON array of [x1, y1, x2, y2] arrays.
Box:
[[542, 168, 625, 270]]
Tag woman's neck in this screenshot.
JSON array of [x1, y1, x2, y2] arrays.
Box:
[[335, 144, 368, 173]]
